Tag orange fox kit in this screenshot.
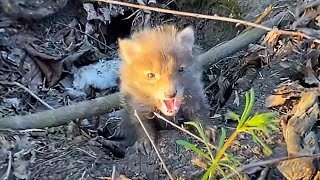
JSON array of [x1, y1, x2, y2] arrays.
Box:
[[117, 25, 212, 154]]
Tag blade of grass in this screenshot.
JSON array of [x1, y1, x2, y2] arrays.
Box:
[[218, 127, 227, 150]]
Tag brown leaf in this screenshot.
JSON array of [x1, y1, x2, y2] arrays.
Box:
[[287, 91, 319, 136], [265, 85, 304, 108], [306, 49, 320, 71], [262, 30, 281, 48], [191, 157, 209, 169], [292, 5, 320, 29], [52, 19, 81, 51], [83, 3, 110, 24], [265, 95, 287, 107], [301, 62, 320, 85], [33, 58, 63, 86], [278, 158, 315, 180]]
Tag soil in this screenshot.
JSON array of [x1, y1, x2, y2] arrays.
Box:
[[0, 0, 305, 180]]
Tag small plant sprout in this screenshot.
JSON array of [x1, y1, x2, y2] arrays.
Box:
[[176, 88, 278, 180]]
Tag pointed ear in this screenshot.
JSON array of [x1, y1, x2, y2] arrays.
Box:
[[118, 38, 141, 64], [176, 26, 195, 53]]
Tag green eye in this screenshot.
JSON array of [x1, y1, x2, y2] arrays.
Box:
[[147, 73, 155, 79]]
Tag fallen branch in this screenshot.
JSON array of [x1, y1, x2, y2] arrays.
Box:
[[92, 0, 297, 67], [0, 93, 121, 130], [94, 0, 320, 44], [224, 152, 320, 179], [197, 11, 288, 66]]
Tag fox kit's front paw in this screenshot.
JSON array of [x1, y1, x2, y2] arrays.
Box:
[[204, 126, 217, 143], [134, 137, 154, 155]]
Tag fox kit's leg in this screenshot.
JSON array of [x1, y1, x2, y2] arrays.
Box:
[[119, 95, 158, 155], [181, 72, 215, 141]]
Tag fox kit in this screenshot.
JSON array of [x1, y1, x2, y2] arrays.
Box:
[[117, 25, 213, 155]]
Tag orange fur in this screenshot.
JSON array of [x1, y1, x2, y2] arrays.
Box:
[[118, 25, 184, 112], [116, 25, 212, 155]]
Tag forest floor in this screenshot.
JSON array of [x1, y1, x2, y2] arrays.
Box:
[[1, 0, 320, 179]]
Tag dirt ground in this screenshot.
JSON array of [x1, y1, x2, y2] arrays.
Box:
[[1, 0, 317, 179]]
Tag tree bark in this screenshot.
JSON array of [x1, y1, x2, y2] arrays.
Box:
[[0, 92, 121, 130], [198, 12, 288, 67]]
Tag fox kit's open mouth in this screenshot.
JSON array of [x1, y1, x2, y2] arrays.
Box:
[[160, 98, 182, 116]]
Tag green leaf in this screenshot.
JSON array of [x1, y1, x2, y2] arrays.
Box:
[[184, 121, 214, 159], [239, 88, 255, 126], [176, 140, 211, 161], [249, 131, 273, 155], [226, 111, 240, 121], [244, 112, 276, 127], [218, 127, 227, 150], [185, 121, 207, 141], [202, 162, 216, 180], [237, 88, 254, 128]]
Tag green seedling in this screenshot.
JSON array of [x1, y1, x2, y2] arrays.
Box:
[[176, 88, 278, 180]]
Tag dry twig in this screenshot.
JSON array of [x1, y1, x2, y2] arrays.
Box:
[[225, 152, 320, 179], [93, 0, 320, 44], [134, 110, 175, 180], [1, 151, 12, 180], [0, 81, 55, 110], [154, 112, 217, 150], [56, 22, 115, 51]]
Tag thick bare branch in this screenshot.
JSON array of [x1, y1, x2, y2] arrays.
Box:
[[0, 93, 122, 130]]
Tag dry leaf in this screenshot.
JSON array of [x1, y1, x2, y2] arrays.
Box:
[[315, 15, 320, 27], [278, 158, 315, 180], [262, 30, 281, 48], [191, 157, 209, 169], [299, 60, 320, 85], [265, 95, 287, 107], [292, 5, 320, 29], [83, 3, 111, 24]]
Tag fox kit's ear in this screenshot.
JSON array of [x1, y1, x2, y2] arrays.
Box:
[[176, 26, 195, 53], [118, 38, 141, 64]]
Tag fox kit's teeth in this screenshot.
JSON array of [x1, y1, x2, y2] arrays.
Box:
[[163, 98, 175, 111]]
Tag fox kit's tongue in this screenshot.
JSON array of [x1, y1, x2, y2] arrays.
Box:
[[164, 98, 175, 111], [162, 98, 182, 116]]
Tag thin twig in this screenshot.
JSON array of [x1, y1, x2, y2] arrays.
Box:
[[0, 81, 55, 110], [154, 112, 217, 150], [111, 165, 116, 180], [1, 151, 12, 180], [56, 22, 115, 51], [134, 110, 174, 180], [224, 152, 320, 179], [93, 0, 320, 44], [76, 148, 97, 159]]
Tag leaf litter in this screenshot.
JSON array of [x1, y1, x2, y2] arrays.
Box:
[[240, 1, 320, 179], [3, 0, 320, 179]]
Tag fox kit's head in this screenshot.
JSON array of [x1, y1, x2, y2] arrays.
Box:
[[118, 25, 195, 116]]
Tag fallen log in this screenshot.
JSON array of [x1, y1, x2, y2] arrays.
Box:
[[0, 92, 121, 130], [198, 11, 287, 66]]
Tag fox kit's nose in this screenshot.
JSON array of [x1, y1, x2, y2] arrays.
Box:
[[165, 91, 177, 98]]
